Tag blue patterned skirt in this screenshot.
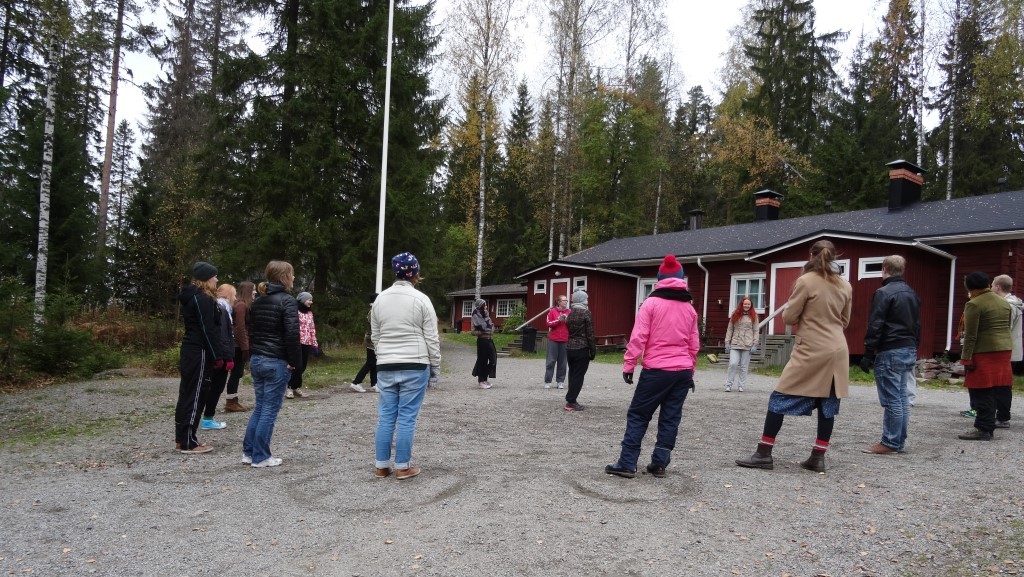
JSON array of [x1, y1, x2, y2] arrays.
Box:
[[767, 391, 841, 419]]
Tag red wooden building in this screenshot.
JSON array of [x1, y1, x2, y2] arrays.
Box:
[[446, 284, 527, 332], [514, 161, 1024, 359]]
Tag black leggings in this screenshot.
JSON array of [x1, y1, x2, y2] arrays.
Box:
[[353, 348, 377, 386], [762, 405, 835, 443]]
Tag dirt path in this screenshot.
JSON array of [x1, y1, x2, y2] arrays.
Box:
[[1, 340, 1022, 576]]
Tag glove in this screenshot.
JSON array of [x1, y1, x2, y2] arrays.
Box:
[[589, 351, 596, 361], [724, 345, 731, 352], [750, 346, 757, 355], [428, 365, 440, 387], [213, 359, 224, 370], [622, 371, 633, 384], [858, 356, 873, 373], [962, 360, 977, 372], [312, 346, 321, 356], [225, 361, 235, 372]]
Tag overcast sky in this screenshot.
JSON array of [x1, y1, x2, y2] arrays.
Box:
[[117, 0, 917, 145]]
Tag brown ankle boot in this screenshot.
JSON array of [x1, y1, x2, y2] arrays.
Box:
[[224, 398, 248, 412], [736, 444, 774, 470], [800, 448, 826, 472]]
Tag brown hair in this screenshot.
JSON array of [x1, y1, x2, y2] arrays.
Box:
[[803, 239, 842, 283], [883, 255, 906, 276], [730, 296, 759, 325], [236, 280, 256, 307], [264, 260, 294, 290]]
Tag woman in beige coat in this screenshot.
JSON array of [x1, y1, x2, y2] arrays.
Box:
[[736, 240, 853, 473]]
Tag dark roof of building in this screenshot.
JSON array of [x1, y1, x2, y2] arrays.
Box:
[[563, 190, 1024, 265], [447, 283, 527, 298]]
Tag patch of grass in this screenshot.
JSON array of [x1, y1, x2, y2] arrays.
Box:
[[83, 386, 142, 396], [297, 344, 369, 389], [444, 332, 520, 350], [0, 413, 151, 448]]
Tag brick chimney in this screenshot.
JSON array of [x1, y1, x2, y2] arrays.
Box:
[[753, 189, 784, 221], [688, 209, 704, 230], [886, 159, 925, 212]]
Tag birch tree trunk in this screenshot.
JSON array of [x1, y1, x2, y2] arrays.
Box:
[[945, 0, 960, 200], [98, 0, 126, 252], [475, 107, 486, 297], [35, 37, 58, 325], [916, 0, 926, 166]]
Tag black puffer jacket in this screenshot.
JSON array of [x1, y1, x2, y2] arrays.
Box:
[[863, 275, 921, 357], [249, 282, 301, 367], [179, 284, 233, 360]]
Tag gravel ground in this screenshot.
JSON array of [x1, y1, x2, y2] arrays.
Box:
[[1, 340, 1023, 577]]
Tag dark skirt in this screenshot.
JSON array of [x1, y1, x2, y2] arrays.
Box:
[[964, 350, 1012, 389], [767, 391, 841, 419]]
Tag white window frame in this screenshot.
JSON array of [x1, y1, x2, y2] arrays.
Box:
[[461, 300, 474, 317], [495, 299, 519, 318], [637, 278, 658, 310], [858, 257, 886, 280], [534, 280, 546, 294], [835, 259, 851, 281], [730, 273, 767, 314], [573, 276, 588, 292]]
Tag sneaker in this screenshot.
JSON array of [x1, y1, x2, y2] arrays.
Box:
[[960, 409, 977, 418], [285, 389, 294, 399], [395, 466, 421, 480], [605, 464, 636, 478], [738, 386, 744, 392], [544, 383, 552, 389], [646, 463, 666, 478], [996, 420, 1011, 429], [725, 385, 731, 392], [564, 402, 585, 411], [180, 444, 213, 454], [478, 381, 492, 389], [241, 454, 252, 465], [251, 456, 283, 468], [293, 388, 308, 398], [350, 383, 367, 393], [200, 418, 226, 430], [556, 382, 565, 389], [957, 429, 993, 441], [370, 385, 378, 393]]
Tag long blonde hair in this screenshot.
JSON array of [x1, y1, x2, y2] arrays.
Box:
[[191, 278, 217, 299]]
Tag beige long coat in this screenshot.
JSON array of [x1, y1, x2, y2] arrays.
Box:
[[775, 271, 853, 398]]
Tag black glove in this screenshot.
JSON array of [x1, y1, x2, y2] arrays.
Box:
[[858, 356, 873, 373], [589, 351, 596, 361], [962, 361, 977, 372], [622, 371, 633, 384]]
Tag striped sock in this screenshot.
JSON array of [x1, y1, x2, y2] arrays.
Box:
[[813, 439, 830, 452], [759, 435, 776, 448]]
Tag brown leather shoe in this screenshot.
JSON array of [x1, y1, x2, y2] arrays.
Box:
[[375, 467, 392, 478], [862, 442, 897, 454], [735, 453, 774, 470], [395, 466, 422, 480], [224, 398, 248, 412]]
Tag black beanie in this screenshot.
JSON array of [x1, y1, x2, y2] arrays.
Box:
[[965, 271, 990, 291], [193, 261, 218, 281]]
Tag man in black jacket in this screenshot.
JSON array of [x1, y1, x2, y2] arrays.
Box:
[[860, 255, 921, 455]]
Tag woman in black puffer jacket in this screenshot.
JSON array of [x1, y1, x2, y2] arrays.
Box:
[[242, 260, 301, 468]]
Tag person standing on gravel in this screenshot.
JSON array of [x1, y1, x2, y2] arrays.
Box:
[[285, 292, 318, 399], [224, 280, 255, 412], [606, 255, 699, 479], [372, 252, 441, 480], [990, 275, 1022, 424], [723, 296, 758, 393], [957, 271, 1013, 441], [470, 298, 497, 389], [736, 240, 852, 473], [858, 255, 921, 455], [175, 262, 233, 455], [564, 289, 596, 411], [544, 295, 570, 389], [348, 293, 379, 393], [243, 260, 301, 468]]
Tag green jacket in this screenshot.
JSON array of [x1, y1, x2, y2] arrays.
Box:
[[962, 290, 1013, 360]]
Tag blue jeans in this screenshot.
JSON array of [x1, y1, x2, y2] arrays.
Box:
[[243, 355, 289, 464], [874, 347, 917, 450], [615, 368, 693, 470], [375, 367, 429, 470]]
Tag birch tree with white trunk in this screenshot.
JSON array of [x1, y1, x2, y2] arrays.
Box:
[[445, 0, 519, 296]]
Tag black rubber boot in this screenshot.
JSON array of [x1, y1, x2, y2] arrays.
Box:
[[800, 448, 826, 472], [736, 443, 774, 470]]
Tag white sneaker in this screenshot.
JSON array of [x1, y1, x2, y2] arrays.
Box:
[[241, 454, 252, 465], [738, 386, 744, 392], [479, 382, 492, 389], [285, 389, 294, 399], [544, 383, 552, 389], [350, 383, 367, 393], [556, 382, 565, 389], [251, 457, 283, 468], [293, 388, 308, 398], [725, 385, 731, 392], [370, 385, 378, 393]]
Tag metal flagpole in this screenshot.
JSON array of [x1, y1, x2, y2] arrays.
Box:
[[375, 0, 396, 294]]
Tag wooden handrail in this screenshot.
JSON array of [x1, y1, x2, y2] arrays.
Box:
[[515, 308, 550, 332]]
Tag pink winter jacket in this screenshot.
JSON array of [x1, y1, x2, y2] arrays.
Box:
[[623, 277, 701, 373]]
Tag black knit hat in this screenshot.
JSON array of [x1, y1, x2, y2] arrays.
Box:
[[192, 261, 218, 281], [965, 271, 990, 291]]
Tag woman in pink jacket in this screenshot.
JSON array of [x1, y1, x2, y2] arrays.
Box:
[[606, 255, 700, 479]]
